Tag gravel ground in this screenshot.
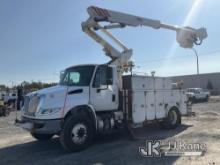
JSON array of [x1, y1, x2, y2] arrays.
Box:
[[0, 97, 220, 165]]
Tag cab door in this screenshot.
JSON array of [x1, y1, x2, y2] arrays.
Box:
[[90, 65, 119, 111]]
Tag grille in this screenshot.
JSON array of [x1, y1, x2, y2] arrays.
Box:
[[23, 96, 30, 112]]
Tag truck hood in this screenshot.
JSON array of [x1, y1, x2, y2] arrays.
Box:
[[29, 85, 88, 98], [26, 85, 68, 115], [27, 85, 67, 97], [24, 85, 89, 119]]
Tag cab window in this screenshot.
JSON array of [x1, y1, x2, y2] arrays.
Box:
[[93, 66, 113, 88], [60, 65, 95, 86]]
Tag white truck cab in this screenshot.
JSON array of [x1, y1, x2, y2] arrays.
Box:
[[21, 64, 120, 148], [22, 64, 119, 119], [18, 6, 207, 152]]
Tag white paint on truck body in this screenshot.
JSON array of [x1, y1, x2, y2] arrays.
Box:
[[129, 75, 188, 124], [20, 65, 189, 134]]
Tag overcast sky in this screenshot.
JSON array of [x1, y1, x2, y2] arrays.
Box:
[[0, 0, 219, 85]]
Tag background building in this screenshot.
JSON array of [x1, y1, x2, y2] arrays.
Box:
[[171, 72, 220, 95]]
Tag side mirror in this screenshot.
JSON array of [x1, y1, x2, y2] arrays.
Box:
[[106, 79, 113, 85], [97, 85, 108, 93], [106, 66, 113, 85], [96, 65, 113, 93]]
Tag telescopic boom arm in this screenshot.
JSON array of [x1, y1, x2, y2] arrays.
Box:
[[82, 6, 207, 67]]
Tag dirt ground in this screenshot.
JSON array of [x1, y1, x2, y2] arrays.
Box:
[[0, 97, 220, 165]]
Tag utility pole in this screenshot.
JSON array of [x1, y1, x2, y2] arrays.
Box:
[[192, 48, 200, 87], [192, 48, 199, 75]]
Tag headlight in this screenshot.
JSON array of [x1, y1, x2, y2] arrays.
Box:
[[27, 96, 40, 114], [40, 107, 62, 115], [35, 95, 46, 113]]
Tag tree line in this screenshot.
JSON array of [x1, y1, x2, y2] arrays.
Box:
[[0, 81, 57, 92]]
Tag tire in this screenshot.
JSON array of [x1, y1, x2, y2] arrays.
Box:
[[3, 108, 10, 116], [205, 95, 209, 102], [0, 107, 3, 116], [60, 114, 94, 152], [31, 133, 54, 141], [5, 109, 10, 116], [160, 108, 181, 129], [191, 96, 196, 103]]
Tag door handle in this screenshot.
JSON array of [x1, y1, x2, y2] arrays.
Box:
[[112, 94, 115, 102]]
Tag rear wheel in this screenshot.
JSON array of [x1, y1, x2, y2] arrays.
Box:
[[60, 114, 94, 152], [191, 96, 196, 103], [205, 95, 209, 102], [160, 108, 181, 129], [31, 133, 54, 141]]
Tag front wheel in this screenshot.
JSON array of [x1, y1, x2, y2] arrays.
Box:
[[60, 114, 94, 152], [160, 108, 181, 129], [31, 133, 54, 141]]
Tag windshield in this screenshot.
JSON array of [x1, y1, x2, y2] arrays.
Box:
[[59, 65, 95, 86]]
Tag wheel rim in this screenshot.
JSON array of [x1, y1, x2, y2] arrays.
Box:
[[71, 123, 87, 145], [169, 110, 177, 125]]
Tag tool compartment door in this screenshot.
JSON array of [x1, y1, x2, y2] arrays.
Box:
[[132, 91, 145, 123], [145, 91, 156, 120], [155, 91, 166, 119]]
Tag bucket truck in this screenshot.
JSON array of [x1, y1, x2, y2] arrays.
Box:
[[18, 6, 207, 152]]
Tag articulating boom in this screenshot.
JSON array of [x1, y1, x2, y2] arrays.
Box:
[[82, 6, 207, 68]]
